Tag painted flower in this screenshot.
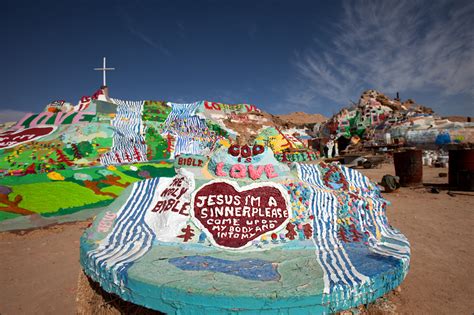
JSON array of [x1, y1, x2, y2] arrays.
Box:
[[107, 165, 117, 171], [47, 172, 65, 181], [74, 173, 93, 181]]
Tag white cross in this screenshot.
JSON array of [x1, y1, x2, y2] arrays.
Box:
[[94, 57, 115, 87]]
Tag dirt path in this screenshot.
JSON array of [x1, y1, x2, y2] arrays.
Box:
[[359, 164, 474, 314], [0, 164, 473, 314], [0, 222, 90, 314]]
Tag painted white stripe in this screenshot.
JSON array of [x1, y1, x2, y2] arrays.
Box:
[[298, 163, 410, 296], [301, 164, 370, 293], [94, 179, 157, 264], [100, 99, 147, 165], [86, 181, 144, 259], [90, 181, 149, 262], [88, 178, 161, 286]]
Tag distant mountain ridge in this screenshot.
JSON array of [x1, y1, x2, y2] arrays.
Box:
[[276, 112, 327, 125]]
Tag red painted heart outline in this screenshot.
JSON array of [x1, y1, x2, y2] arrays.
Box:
[[0, 126, 57, 150], [190, 179, 292, 250]]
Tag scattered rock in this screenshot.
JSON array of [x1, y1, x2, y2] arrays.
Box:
[[334, 294, 398, 315], [381, 175, 400, 193], [362, 296, 398, 315]]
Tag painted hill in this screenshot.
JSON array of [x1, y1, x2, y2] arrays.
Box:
[[317, 90, 474, 150], [0, 87, 318, 226]]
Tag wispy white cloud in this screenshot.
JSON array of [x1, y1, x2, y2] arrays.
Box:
[[116, 6, 172, 56], [0, 109, 29, 123], [288, 0, 474, 111]]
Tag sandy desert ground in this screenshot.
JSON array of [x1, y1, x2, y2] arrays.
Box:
[[0, 163, 473, 315]]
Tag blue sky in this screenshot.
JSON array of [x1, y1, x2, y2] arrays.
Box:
[[1, 0, 473, 122]]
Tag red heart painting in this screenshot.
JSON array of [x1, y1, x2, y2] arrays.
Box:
[[0, 126, 56, 150], [192, 180, 290, 249]]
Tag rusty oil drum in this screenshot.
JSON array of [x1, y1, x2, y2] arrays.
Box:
[[393, 149, 423, 186], [449, 149, 474, 191]]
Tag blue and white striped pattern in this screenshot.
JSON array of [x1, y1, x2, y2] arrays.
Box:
[[174, 137, 203, 155], [100, 99, 148, 165], [297, 163, 410, 297], [309, 188, 370, 295], [298, 164, 369, 294], [161, 102, 210, 157], [367, 198, 410, 261], [298, 163, 379, 198], [339, 165, 380, 198], [162, 102, 201, 124], [85, 178, 160, 287], [338, 166, 410, 262], [298, 164, 330, 190]]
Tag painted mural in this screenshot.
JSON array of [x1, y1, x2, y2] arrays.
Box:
[[318, 90, 474, 150], [1, 87, 413, 313], [0, 89, 319, 224], [0, 90, 184, 223], [80, 144, 410, 314]]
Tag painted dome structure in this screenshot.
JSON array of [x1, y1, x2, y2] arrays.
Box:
[[80, 144, 410, 314]]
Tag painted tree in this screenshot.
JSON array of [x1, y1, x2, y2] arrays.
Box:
[[100, 175, 130, 188], [177, 225, 195, 242], [81, 172, 130, 198], [114, 152, 122, 163], [55, 149, 73, 166], [71, 143, 83, 159], [349, 224, 363, 242], [303, 223, 313, 239], [124, 151, 132, 162], [0, 186, 33, 215], [132, 146, 142, 161], [337, 226, 350, 243], [146, 146, 153, 160], [144, 125, 168, 160], [83, 181, 118, 198], [206, 121, 228, 137], [79, 141, 91, 155], [285, 222, 298, 240]]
